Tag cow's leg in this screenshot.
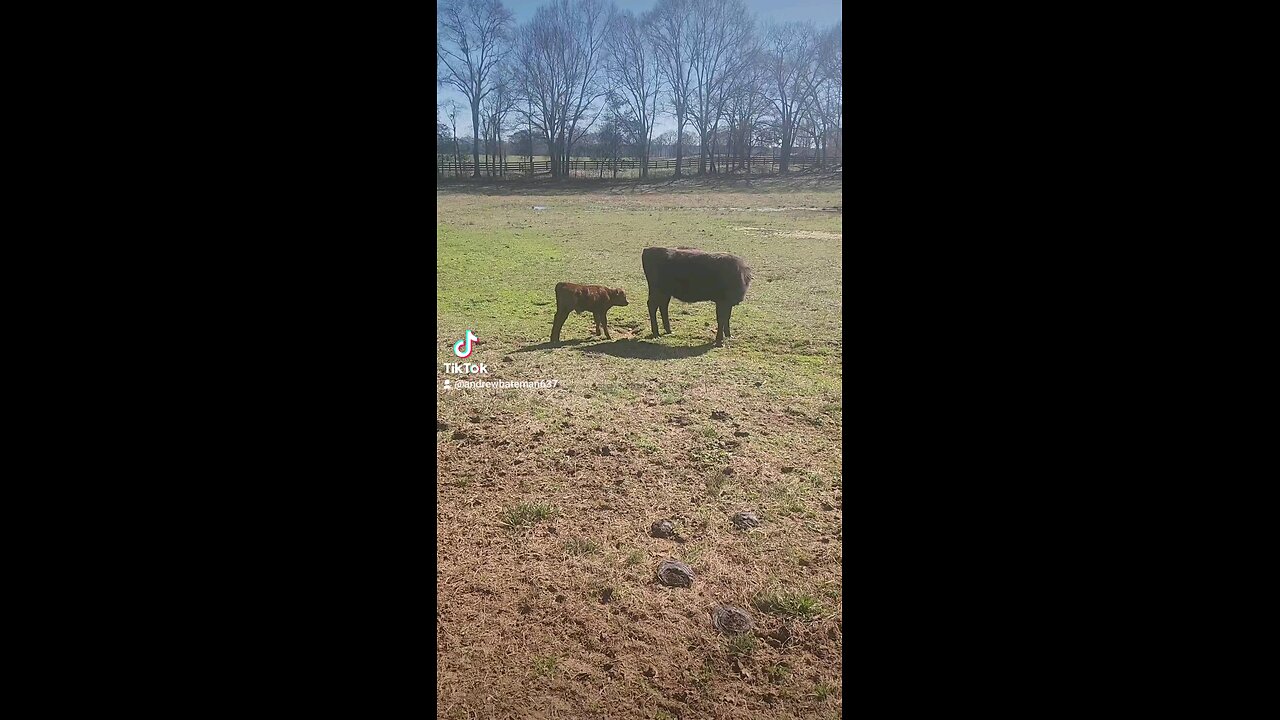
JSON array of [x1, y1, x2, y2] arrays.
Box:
[[647, 294, 661, 337], [599, 310, 611, 339], [724, 304, 733, 338], [660, 297, 672, 334], [551, 307, 570, 344], [714, 302, 726, 346], [591, 313, 601, 335]]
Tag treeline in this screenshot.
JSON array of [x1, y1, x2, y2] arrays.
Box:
[[437, 0, 842, 179]]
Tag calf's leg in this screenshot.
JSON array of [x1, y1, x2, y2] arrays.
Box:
[[660, 298, 672, 334], [551, 307, 570, 344], [598, 310, 611, 339], [647, 294, 662, 337], [724, 303, 733, 338], [714, 303, 725, 347]]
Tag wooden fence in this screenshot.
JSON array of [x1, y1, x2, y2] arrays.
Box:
[[436, 154, 833, 179]]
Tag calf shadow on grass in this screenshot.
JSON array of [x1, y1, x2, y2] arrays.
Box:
[[511, 339, 592, 353], [573, 339, 715, 360]]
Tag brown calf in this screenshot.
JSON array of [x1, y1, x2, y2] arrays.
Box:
[[551, 282, 629, 344]]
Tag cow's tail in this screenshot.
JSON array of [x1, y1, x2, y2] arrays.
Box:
[[733, 264, 753, 304], [641, 247, 660, 280]]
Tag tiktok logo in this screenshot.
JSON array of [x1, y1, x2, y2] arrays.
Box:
[[453, 330, 477, 358]]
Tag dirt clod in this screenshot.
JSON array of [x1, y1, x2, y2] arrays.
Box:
[[732, 511, 760, 530], [655, 559, 694, 587], [650, 520, 675, 538], [711, 410, 730, 420], [452, 430, 468, 441], [600, 445, 613, 456], [438, 420, 450, 432], [566, 449, 577, 456], [711, 605, 756, 634], [781, 466, 796, 474], [734, 430, 748, 437], [768, 623, 792, 647], [502, 356, 513, 363]]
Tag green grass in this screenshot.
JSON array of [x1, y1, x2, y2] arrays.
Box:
[[705, 471, 730, 497], [502, 502, 557, 529], [435, 185, 842, 400], [725, 634, 756, 656], [680, 542, 707, 565], [753, 589, 824, 620], [624, 550, 644, 567], [533, 656, 559, 676], [563, 537, 600, 556]]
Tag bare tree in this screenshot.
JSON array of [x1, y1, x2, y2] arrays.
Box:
[[724, 44, 769, 173], [651, 0, 696, 178], [561, 0, 612, 178], [444, 100, 463, 178], [762, 21, 820, 173], [607, 9, 663, 178], [688, 0, 753, 175], [516, 0, 612, 178], [799, 22, 841, 167], [821, 22, 842, 162], [482, 66, 519, 177], [437, 0, 514, 178]]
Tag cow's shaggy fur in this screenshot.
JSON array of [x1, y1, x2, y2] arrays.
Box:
[[641, 247, 753, 346]]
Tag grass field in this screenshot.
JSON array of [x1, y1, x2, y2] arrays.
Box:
[[436, 171, 843, 720]]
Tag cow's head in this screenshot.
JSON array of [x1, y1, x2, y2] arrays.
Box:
[[610, 288, 629, 306]]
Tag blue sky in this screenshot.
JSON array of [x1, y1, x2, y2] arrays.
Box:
[[500, 0, 841, 24], [437, 0, 841, 136]]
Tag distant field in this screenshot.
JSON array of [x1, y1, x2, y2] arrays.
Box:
[[436, 171, 843, 720]]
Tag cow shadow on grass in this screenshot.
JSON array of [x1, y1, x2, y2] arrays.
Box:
[[572, 339, 716, 360]]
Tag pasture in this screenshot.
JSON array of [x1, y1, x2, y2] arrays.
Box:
[[436, 171, 843, 720]]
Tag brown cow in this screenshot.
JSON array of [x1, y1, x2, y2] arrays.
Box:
[[551, 282, 629, 344]]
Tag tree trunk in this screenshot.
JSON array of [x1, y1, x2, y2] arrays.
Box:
[[675, 116, 685, 178], [470, 103, 482, 178], [697, 128, 707, 175]]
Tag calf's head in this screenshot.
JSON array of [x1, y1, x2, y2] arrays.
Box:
[[609, 288, 629, 306]]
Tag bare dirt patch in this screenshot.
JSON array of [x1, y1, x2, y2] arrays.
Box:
[[738, 227, 843, 241]]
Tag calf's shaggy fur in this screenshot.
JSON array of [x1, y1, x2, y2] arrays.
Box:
[[641, 247, 753, 346], [551, 282, 629, 344]]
